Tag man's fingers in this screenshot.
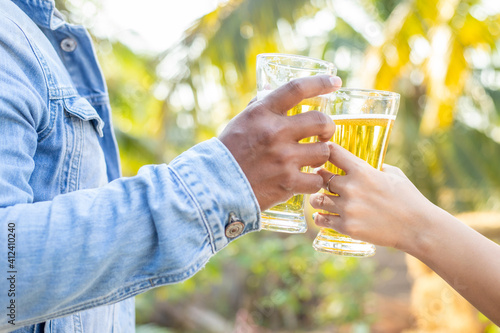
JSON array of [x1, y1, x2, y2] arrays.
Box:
[[262, 75, 342, 115], [291, 173, 324, 194], [293, 142, 330, 169], [287, 111, 335, 142]]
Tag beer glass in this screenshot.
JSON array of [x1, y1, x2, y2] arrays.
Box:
[[257, 53, 336, 233], [313, 88, 400, 256]]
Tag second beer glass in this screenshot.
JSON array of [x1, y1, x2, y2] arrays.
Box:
[[256, 53, 336, 233], [313, 88, 400, 256]]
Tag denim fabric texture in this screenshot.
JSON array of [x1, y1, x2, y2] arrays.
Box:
[[0, 0, 261, 331]]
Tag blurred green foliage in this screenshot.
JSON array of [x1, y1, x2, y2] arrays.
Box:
[[135, 232, 375, 331], [56, 0, 500, 330]]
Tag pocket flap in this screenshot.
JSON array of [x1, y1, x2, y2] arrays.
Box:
[[63, 97, 105, 137]]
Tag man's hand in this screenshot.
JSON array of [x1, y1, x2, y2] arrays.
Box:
[[219, 75, 342, 211]]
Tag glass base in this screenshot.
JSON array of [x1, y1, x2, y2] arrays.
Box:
[[261, 210, 307, 233], [313, 230, 375, 257]]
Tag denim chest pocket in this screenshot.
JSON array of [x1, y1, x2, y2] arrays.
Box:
[[63, 96, 104, 137], [60, 96, 108, 193]]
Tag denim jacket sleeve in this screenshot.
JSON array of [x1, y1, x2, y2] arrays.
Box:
[[1, 138, 261, 330], [0, 17, 261, 330]]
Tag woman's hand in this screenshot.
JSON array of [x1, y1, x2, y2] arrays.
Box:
[[309, 142, 437, 252], [310, 143, 500, 325]]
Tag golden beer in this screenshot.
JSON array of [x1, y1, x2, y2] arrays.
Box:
[[326, 114, 395, 174], [315, 115, 395, 251]]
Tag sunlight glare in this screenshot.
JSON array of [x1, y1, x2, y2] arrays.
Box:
[[94, 0, 220, 54]]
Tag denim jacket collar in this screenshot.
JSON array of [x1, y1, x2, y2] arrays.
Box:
[[12, 0, 65, 29]]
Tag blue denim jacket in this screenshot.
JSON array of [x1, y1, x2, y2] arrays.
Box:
[[0, 0, 260, 331]]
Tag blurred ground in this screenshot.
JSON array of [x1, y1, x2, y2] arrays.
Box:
[[370, 246, 414, 333]]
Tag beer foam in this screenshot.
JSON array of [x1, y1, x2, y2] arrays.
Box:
[[329, 114, 397, 121]]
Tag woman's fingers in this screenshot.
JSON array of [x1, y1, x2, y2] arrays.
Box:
[[309, 192, 341, 213], [326, 142, 369, 174], [309, 192, 346, 234], [314, 213, 343, 232], [315, 168, 346, 195]]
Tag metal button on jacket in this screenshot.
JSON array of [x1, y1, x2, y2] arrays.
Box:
[[60, 38, 77, 52], [225, 212, 245, 238]]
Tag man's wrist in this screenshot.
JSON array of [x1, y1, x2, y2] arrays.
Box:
[[169, 138, 261, 252]]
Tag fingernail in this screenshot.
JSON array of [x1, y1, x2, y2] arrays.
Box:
[[330, 76, 342, 87], [312, 167, 322, 174], [312, 212, 318, 220]]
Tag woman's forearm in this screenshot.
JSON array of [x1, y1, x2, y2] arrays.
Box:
[[406, 205, 500, 325], [311, 143, 500, 324]]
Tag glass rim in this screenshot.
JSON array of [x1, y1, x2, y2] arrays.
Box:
[[334, 88, 400, 100], [257, 53, 336, 72]]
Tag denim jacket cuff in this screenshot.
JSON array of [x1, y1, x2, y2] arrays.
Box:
[[169, 138, 261, 252]]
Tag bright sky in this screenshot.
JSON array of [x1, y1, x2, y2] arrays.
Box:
[[92, 0, 223, 54], [88, 0, 500, 56]]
